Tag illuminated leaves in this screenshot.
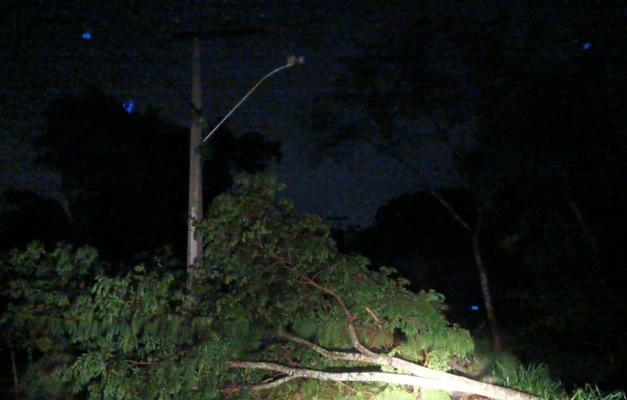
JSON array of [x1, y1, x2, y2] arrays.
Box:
[[197, 173, 475, 372], [2, 173, 476, 399]]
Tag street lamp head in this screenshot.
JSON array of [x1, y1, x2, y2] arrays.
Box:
[[287, 55, 305, 66]]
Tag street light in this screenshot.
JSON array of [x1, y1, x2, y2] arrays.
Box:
[[202, 55, 305, 143], [187, 55, 304, 283]]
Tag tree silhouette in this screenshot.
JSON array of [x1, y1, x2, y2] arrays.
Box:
[[0, 190, 70, 253], [34, 88, 281, 264], [308, 0, 626, 386]]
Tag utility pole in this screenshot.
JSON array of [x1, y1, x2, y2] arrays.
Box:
[[172, 9, 303, 290], [172, 21, 264, 286], [187, 36, 203, 272]]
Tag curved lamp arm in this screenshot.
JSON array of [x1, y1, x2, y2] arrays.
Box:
[[202, 55, 304, 143]]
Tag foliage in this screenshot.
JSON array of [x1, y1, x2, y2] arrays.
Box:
[[0, 242, 102, 352], [1, 242, 231, 399], [2, 173, 621, 400], [197, 173, 474, 369], [507, 364, 566, 400], [0, 242, 104, 397], [1, 174, 474, 399], [55, 268, 230, 399], [569, 386, 626, 400]]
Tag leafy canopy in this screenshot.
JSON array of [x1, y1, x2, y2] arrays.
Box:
[[2, 173, 477, 399]]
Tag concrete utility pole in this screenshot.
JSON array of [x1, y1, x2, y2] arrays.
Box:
[[173, 12, 303, 290], [187, 36, 203, 271], [172, 24, 263, 284]]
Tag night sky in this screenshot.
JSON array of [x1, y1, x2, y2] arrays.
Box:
[[1, 0, 447, 227], [2, 2, 625, 227]]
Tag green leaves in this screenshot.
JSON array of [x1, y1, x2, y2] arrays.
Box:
[[197, 173, 474, 374], [2, 173, 479, 399], [54, 266, 224, 399], [1, 242, 101, 351]]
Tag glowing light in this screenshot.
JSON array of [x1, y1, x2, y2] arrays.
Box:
[[471, 305, 479, 311], [123, 100, 135, 114], [82, 31, 92, 40], [582, 42, 592, 50]]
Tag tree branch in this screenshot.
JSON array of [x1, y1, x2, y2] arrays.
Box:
[[233, 374, 298, 392], [227, 361, 542, 400], [269, 252, 371, 356], [271, 256, 483, 382], [264, 254, 528, 399]]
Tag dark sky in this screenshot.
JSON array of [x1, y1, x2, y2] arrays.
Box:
[[0, 0, 463, 227], [2, 1, 623, 226]]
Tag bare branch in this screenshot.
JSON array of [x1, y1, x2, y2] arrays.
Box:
[[227, 361, 542, 400], [245, 375, 298, 391], [277, 330, 433, 379], [365, 307, 385, 347], [427, 189, 472, 232], [365, 307, 382, 329]]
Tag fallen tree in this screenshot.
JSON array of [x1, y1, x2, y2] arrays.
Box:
[[200, 174, 542, 400], [2, 174, 552, 399], [222, 247, 540, 400]]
